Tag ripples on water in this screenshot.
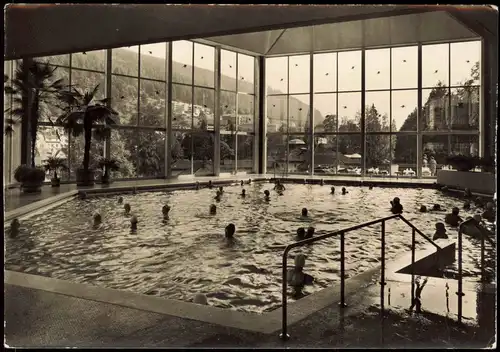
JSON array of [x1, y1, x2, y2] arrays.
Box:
[[5, 183, 495, 313]]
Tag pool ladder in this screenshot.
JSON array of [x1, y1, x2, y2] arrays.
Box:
[[279, 214, 494, 340]]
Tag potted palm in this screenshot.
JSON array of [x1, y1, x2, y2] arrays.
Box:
[[97, 157, 120, 185], [4, 60, 65, 192], [43, 156, 68, 187], [56, 84, 118, 186]]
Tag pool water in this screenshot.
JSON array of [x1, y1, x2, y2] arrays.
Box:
[[5, 183, 495, 313]]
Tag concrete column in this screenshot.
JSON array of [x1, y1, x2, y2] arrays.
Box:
[[213, 47, 221, 176], [104, 49, 112, 159], [21, 57, 34, 166], [258, 56, 267, 174], [165, 42, 173, 178], [416, 43, 423, 178], [253, 55, 261, 174], [309, 53, 314, 176], [360, 49, 366, 177]]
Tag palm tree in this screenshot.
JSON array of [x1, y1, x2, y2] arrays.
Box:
[[4, 60, 66, 167], [56, 84, 118, 185], [43, 156, 68, 186]]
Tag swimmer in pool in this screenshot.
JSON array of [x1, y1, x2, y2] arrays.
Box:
[[463, 201, 471, 210], [431, 204, 444, 212], [118, 196, 123, 204], [247, 179, 252, 184], [241, 189, 246, 198], [341, 187, 348, 195], [93, 212, 102, 227], [441, 186, 449, 192], [240, 180, 244, 186], [209, 204, 217, 215], [320, 179, 324, 186], [419, 205, 428, 213], [445, 207, 463, 227], [264, 190, 271, 202], [225, 223, 236, 239], [194, 293, 208, 305], [331, 187, 335, 195], [482, 202, 495, 222], [301, 208, 308, 218], [475, 197, 484, 207], [464, 188, 472, 198], [305, 226, 315, 239], [287, 254, 314, 298], [124, 203, 131, 215], [433, 222, 448, 240], [195, 182, 200, 190], [296, 227, 306, 240], [369, 185, 373, 190], [390, 197, 403, 214], [214, 190, 222, 202], [9, 218, 20, 238], [274, 180, 286, 192], [162, 205, 171, 219], [207, 180, 213, 189], [219, 186, 224, 194], [130, 215, 138, 231], [79, 192, 87, 200]]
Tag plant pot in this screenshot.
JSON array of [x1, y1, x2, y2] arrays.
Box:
[[21, 181, 43, 193], [76, 168, 95, 187], [51, 177, 61, 187]]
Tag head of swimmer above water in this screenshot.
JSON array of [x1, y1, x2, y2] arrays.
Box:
[[124, 203, 131, 213], [463, 201, 471, 210], [241, 189, 246, 196], [208, 180, 213, 188], [219, 186, 224, 193], [264, 190, 270, 197], [10, 218, 20, 238], [210, 204, 217, 215], [331, 187, 335, 194], [162, 205, 171, 217], [432, 204, 441, 211], [301, 208, 308, 217], [241, 180, 244, 186], [130, 215, 138, 229], [435, 222, 446, 233], [306, 227, 315, 238], [118, 196, 123, 204], [195, 182, 200, 190], [93, 212, 102, 225], [225, 223, 236, 238], [341, 187, 347, 194], [297, 227, 306, 239], [452, 207, 460, 216]]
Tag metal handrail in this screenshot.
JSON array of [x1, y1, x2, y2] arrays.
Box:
[[279, 214, 443, 339]]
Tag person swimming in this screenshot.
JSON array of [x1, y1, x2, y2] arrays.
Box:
[[301, 208, 308, 217], [441, 186, 449, 192], [219, 186, 224, 194], [193, 293, 208, 305], [296, 227, 306, 240], [419, 205, 428, 212], [130, 215, 138, 231], [274, 180, 286, 192], [264, 190, 271, 202], [93, 212, 102, 227], [79, 191, 87, 200], [240, 180, 244, 186], [117, 196, 123, 204], [241, 189, 246, 198], [464, 188, 472, 198], [390, 197, 403, 214], [305, 226, 315, 239], [369, 184, 373, 190], [431, 204, 444, 212], [162, 205, 171, 219], [247, 179, 252, 184], [9, 218, 20, 238], [225, 223, 236, 239], [482, 202, 495, 222], [287, 254, 314, 298], [214, 191, 222, 202], [124, 203, 131, 215], [433, 222, 448, 240], [209, 204, 217, 215], [475, 197, 484, 207], [207, 180, 213, 189], [195, 181, 200, 190], [445, 207, 463, 227], [341, 187, 348, 195], [331, 187, 335, 195], [463, 201, 471, 210], [320, 179, 324, 186]]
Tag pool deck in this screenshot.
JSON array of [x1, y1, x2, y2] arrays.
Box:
[[3, 174, 496, 348]]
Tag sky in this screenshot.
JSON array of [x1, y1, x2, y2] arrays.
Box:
[[119, 40, 480, 131]]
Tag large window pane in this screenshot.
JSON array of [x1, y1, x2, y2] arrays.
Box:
[[68, 131, 104, 180], [193, 88, 215, 131], [266, 57, 288, 93], [365, 49, 390, 91], [422, 44, 449, 89], [36, 54, 70, 67], [238, 94, 254, 132], [314, 134, 338, 175], [35, 127, 69, 181], [139, 79, 166, 127], [191, 131, 214, 176], [450, 86, 479, 131], [172, 84, 192, 129], [237, 53, 255, 94], [140, 43, 166, 80], [392, 134, 417, 177], [220, 133, 235, 173], [287, 134, 310, 175], [221, 50, 237, 91], [289, 55, 310, 94], [288, 94, 309, 133], [338, 92, 361, 132], [365, 91, 390, 132], [110, 129, 137, 178], [422, 88, 450, 131], [194, 43, 215, 88], [40, 66, 69, 123], [338, 50, 361, 92], [266, 95, 287, 133], [72, 50, 105, 72], [422, 135, 449, 176], [266, 133, 287, 175], [391, 90, 417, 132], [112, 46, 139, 76], [314, 93, 337, 132], [111, 75, 138, 125], [451, 135, 480, 157], [337, 134, 362, 175], [172, 131, 192, 176], [237, 135, 254, 173], [391, 46, 418, 89], [221, 91, 236, 132], [71, 69, 105, 100], [366, 134, 392, 176], [172, 41, 193, 85], [451, 41, 480, 87], [313, 53, 336, 93], [134, 130, 166, 178]]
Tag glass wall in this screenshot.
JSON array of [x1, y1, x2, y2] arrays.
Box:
[[265, 40, 481, 178]]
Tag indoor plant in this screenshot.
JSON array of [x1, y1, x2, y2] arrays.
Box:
[[97, 157, 120, 185], [56, 84, 118, 186], [43, 156, 68, 187], [445, 155, 481, 172], [14, 165, 46, 193]]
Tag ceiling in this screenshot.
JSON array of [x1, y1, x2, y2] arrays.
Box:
[[4, 4, 497, 60]]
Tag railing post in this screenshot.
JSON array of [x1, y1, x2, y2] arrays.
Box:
[[280, 248, 290, 340], [339, 232, 347, 308], [380, 220, 386, 317], [480, 236, 486, 282], [456, 227, 464, 323], [411, 228, 416, 305]]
